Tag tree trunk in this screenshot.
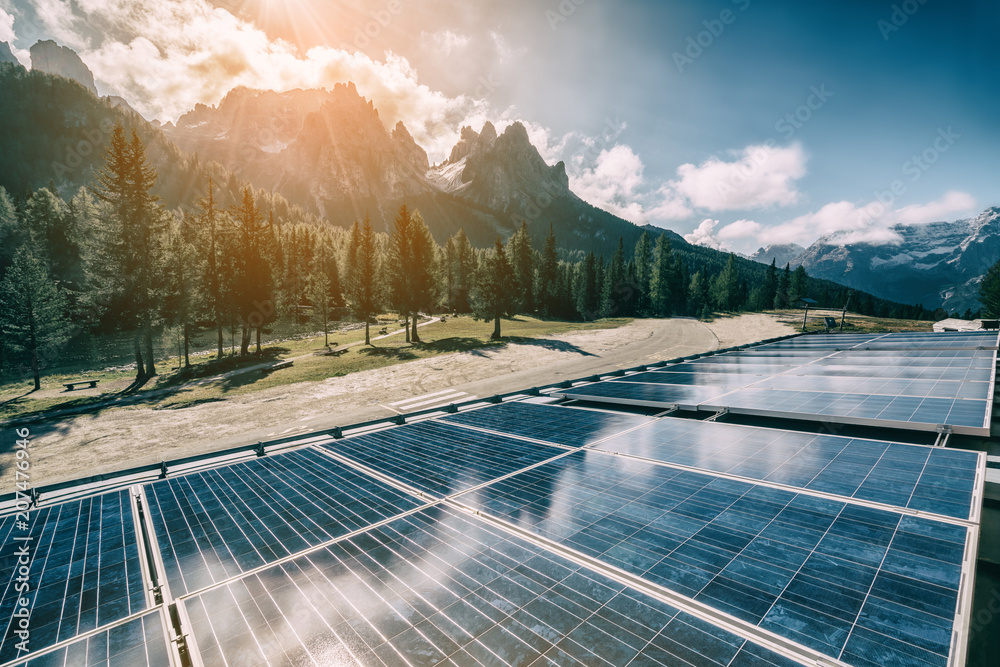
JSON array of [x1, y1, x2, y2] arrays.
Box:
[[143, 312, 157, 378], [411, 313, 421, 343], [133, 331, 146, 384], [240, 316, 250, 356], [404, 313, 410, 343], [492, 316, 502, 340], [217, 322, 224, 359], [183, 322, 191, 368], [365, 319, 371, 346], [256, 326, 262, 355], [31, 347, 40, 391]]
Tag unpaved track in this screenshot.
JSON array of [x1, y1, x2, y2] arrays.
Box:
[[0, 315, 793, 489]]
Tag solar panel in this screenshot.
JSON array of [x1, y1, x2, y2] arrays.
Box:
[[558, 381, 733, 407], [144, 447, 424, 597], [590, 417, 980, 520], [320, 421, 566, 497], [457, 450, 971, 665], [440, 401, 651, 447], [0, 490, 147, 663], [10, 611, 169, 667], [182, 505, 804, 666]]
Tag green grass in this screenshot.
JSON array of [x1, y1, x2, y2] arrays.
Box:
[[770, 309, 933, 333], [0, 315, 632, 421]]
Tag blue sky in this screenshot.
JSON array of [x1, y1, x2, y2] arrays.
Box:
[[1, 0, 997, 251]]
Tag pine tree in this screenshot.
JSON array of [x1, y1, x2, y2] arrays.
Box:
[[763, 260, 778, 311], [790, 265, 808, 304], [774, 263, 792, 309], [408, 211, 438, 343], [711, 254, 741, 311], [979, 260, 1000, 317], [308, 263, 332, 347], [91, 124, 166, 383], [0, 247, 71, 390], [389, 203, 415, 342], [688, 270, 707, 316], [452, 229, 476, 313], [575, 253, 600, 321], [473, 237, 515, 340], [537, 225, 559, 317], [161, 213, 199, 368], [633, 231, 652, 316], [229, 188, 274, 355], [198, 177, 228, 358], [506, 221, 535, 313], [650, 234, 673, 317], [346, 215, 381, 345], [600, 238, 628, 318]]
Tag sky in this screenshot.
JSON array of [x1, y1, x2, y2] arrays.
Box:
[[1, 0, 997, 253]]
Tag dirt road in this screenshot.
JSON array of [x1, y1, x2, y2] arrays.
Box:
[[0, 314, 793, 489]]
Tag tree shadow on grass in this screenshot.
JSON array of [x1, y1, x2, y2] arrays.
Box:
[[358, 346, 418, 361], [0, 389, 36, 408], [419, 337, 504, 357], [503, 337, 597, 357]]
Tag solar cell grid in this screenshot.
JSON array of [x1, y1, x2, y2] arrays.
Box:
[[145, 447, 424, 597], [10, 611, 169, 667], [0, 490, 146, 664], [741, 375, 991, 401], [459, 451, 969, 666], [320, 421, 569, 497], [440, 401, 651, 447], [559, 381, 733, 407], [589, 417, 979, 520], [183, 505, 805, 667]]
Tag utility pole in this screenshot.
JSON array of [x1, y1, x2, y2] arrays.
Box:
[[841, 291, 853, 331]]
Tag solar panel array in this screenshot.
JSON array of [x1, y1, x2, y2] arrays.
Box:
[[558, 331, 999, 435], [0, 332, 988, 667]]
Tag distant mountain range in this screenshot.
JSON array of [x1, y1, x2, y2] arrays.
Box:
[[3, 38, 994, 313], [749, 208, 1000, 313]]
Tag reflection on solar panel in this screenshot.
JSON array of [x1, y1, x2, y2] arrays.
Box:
[[591, 417, 979, 520], [11, 611, 168, 667], [145, 448, 424, 596], [458, 451, 971, 665], [184, 505, 802, 667], [0, 331, 986, 667], [558, 331, 997, 435], [0, 490, 146, 663], [441, 400, 651, 446], [320, 421, 566, 497]]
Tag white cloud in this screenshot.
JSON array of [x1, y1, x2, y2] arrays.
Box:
[[570, 145, 646, 222], [670, 142, 807, 212], [421, 30, 470, 56], [718, 219, 761, 241], [755, 190, 978, 249], [0, 6, 29, 65], [891, 190, 977, 226], [684, 219, 728, 251]]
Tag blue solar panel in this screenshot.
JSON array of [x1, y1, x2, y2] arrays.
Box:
[[11, 611, 169, 667], [739, 375, 991, 400], [320, 421, 566, 497], [0, 491, 146, 664], [561, 381, 733, 406], [591, 418, 979, 520], [710, 389, 989, 431], [441, 401, 651, 447], [459, 451, 968, 665], [183, 505, 803, 666], [145, 447, 423, 597]]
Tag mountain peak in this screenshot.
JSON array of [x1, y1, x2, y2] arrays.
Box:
[[30, 40, 97, 96], [392, 121, 429, 172], [479, 121, 498, 145], [0, 42, 19, 66]]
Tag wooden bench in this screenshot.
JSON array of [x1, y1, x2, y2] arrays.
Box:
[[64, 380, 100, 391], [263, 360, 294, 373]]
